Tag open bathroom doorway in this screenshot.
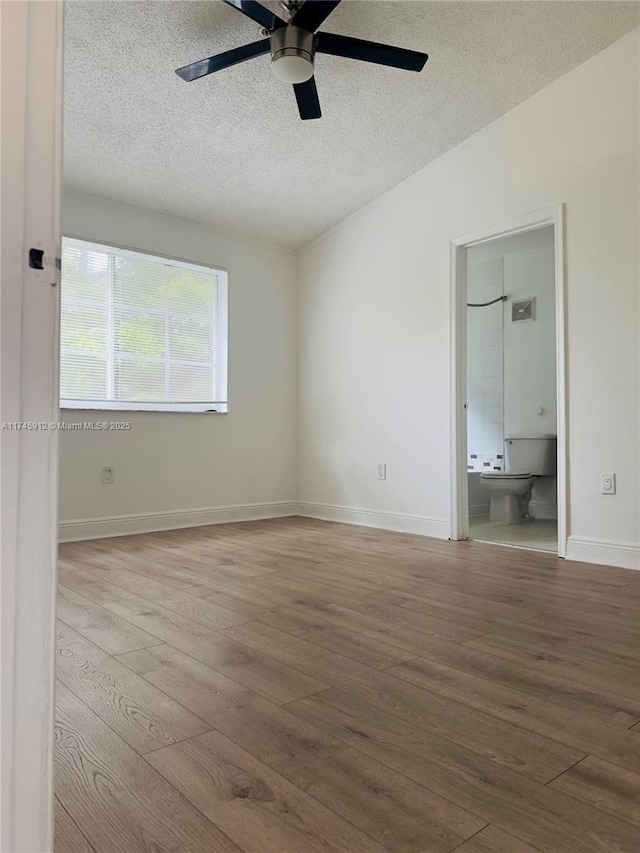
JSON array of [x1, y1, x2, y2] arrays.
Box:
[[450, 206, 567, 556]]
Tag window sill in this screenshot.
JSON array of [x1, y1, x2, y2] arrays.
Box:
[[60, 402, 228, 414]]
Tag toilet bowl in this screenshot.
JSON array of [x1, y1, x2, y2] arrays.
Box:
[[479, 435, 556, 523], [480, 472, 533, 523]]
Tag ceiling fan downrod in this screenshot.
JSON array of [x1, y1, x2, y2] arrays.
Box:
[[280, 1, 303, 18]]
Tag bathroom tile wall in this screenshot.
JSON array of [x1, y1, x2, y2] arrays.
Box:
[[467, 258, 504, 472]]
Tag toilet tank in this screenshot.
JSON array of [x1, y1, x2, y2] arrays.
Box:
[[505, 435, 557, 475]]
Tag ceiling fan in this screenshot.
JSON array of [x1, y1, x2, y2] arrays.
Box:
[[176, 0, 429, 120]]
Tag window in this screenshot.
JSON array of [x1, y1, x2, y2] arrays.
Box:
[[60, 238, 228, 412]]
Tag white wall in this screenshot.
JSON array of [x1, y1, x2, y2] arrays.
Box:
[[298, 31, 640, 566], [59, 194, 298, 537]]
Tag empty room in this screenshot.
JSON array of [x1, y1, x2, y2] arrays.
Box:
[[2, 2, 640, 853]]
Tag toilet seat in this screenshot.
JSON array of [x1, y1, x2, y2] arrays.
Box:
[[481, 472, 531, 480]]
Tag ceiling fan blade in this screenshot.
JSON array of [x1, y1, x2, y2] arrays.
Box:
[[293, 77, 321, 120], [316, 31, 428, 72], [176, 38, 270, 81], [222, 0, 286, 31], [291, 1, 341, 33]]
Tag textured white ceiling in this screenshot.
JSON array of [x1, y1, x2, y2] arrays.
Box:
[[63, 1, 639, 248]]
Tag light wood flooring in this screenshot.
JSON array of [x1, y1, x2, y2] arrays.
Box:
[[55, 517, 640, 853]]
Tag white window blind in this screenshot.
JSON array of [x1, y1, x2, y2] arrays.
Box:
[[60, 237, 228, 412]]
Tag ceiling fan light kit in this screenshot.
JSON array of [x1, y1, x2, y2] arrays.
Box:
[[270, 26, 315, 84], [176, 0, 429, 120]]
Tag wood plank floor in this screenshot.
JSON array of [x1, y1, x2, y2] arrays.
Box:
[[55, 518, 640, 853]]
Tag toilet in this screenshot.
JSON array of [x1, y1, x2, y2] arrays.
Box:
[[480, 435, 556, 523]]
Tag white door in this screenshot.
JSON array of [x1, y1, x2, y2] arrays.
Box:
[[1, 2, 63, 851]]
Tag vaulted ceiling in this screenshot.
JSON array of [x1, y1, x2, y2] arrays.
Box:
[[64, 1, 639, 247]]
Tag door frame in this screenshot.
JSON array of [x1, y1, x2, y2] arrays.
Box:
[[1, 2, 63, 851], [449, 204, 567, 557]]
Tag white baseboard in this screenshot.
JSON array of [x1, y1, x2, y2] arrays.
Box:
[[566, 535, 639, 571], [58, 501, 300, 543], [59, 503, 639, 572], [298, 501, 450, 539]]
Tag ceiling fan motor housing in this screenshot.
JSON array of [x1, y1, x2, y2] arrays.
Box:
[[270, 26, 316, 83]]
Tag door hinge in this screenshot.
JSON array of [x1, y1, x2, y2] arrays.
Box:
[[29, 248, 61, 270]]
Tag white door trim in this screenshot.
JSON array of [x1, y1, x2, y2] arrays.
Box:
[[1, 2, 63, 851], [449, 205, 567, 557]]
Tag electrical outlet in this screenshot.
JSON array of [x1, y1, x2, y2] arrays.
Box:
[[101, 466, 114, 485], [601, 472, 615, 495], [377, 463, 387, 481]]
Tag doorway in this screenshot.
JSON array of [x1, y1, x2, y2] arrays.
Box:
[[450, 207, 567, 557]]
